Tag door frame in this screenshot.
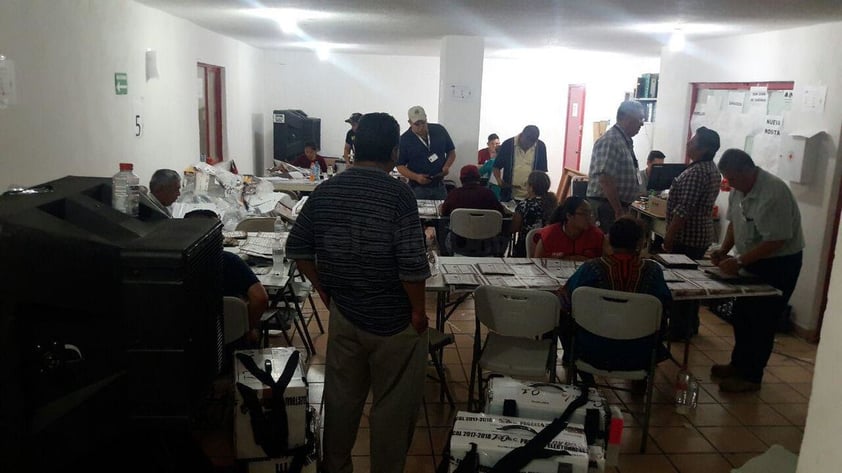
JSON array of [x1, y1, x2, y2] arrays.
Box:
[[562, 84, 587, 171]]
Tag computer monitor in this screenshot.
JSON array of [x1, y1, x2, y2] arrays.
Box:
[[647, 163, 687, 192], [272, 109, 321, 162]]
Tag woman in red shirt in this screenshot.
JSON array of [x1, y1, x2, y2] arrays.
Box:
[[535, 196, 607, 260]]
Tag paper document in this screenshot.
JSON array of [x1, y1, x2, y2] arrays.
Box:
[[654, 253, 698, 268]]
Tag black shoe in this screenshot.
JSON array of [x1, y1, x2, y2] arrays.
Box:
[[710, 364, 740, 379]]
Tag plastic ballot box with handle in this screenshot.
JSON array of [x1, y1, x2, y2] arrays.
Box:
[[448, 411, 590, 473], [234, 347, 309, 460], [485, 377, 609, 436]]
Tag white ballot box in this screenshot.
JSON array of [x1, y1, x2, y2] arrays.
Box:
[[448, 411, 589, 473], [485, 377, 608, 435], [234, 348, 309, 460]]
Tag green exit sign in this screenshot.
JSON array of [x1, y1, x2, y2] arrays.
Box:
[[114, 73, 128, 95]]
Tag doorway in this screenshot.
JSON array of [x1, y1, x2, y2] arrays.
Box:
[[197, 63, 225, 163], [563, 84, 586, 171]]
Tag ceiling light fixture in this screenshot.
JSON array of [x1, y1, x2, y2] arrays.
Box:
[[668, 29, 686, 52], [316, 44, 330, 61], [252, 8, 332, 35]]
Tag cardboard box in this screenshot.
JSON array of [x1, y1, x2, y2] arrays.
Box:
[[449, 411, 589, 473], [647, 196, 667, 218], [234, 348, 309, 459], [485, 377, 608, 436]]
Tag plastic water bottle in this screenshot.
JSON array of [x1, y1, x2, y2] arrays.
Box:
[[274, 216, 285, 233], [674, 369, 699, 414], [312, 162, 321, 181], [112, 162, 140, 216]]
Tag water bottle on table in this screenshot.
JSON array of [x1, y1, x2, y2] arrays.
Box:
[[112, 162, 140, 216], [272, 241, 286, 276], [310, 162, 320, 182]]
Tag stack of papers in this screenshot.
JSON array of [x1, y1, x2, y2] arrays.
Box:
[[443, 273, 484, 287], [416, 199, 442, 218], [238, 233, 285, 258], [653, 253, 698, 268], [439, 260, 566, 290]]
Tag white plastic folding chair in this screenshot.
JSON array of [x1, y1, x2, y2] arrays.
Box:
[[468, 285, 561, 410], [569, 286, 663, 453], [448, 208, 503, 257], [222, 296, 249, 345], [525, 227, 541, 258]]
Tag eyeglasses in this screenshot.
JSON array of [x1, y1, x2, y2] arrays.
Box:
[[412, 120, 427, 126]]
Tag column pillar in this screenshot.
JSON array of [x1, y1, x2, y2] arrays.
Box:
[[438, 36, 484, 185]]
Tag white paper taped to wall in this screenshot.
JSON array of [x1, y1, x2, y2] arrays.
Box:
[[0, 56, 17, 109]]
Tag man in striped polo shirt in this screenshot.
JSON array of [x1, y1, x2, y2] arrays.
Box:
[[286, 112, 430, 473]]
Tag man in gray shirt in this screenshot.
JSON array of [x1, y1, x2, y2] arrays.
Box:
[[710, 149, 804, 392]]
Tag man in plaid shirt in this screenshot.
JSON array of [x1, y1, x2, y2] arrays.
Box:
[[586, 101, 647, 230], [663, 127, 722, 257], [662, 126, 722, 339]]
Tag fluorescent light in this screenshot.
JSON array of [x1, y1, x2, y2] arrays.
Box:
[[668, 30, 686, 52], [316, 44, 330, 61], [251, 8, 332, 35]]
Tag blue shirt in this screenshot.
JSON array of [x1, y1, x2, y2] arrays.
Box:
[[397, 123, 455, 182]]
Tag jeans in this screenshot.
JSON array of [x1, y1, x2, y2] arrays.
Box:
[[730, 252, 802, 383]]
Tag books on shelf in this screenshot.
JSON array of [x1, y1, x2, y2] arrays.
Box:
[[635, 73, 659, 99]]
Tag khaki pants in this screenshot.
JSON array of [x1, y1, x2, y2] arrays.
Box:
[[322, 302, 428, 473]]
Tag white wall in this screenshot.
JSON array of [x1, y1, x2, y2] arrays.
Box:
[[480, 52, 660, 190], [801, 230, 842, 470], [0, 0, 264, 190], [261, 49, 658, 189], [654, 22, 842, 335], [439, 36, 485, 181], [261, 50, 440, 166]]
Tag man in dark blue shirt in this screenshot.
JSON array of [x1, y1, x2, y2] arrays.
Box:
[[396, 105, 456, 200], [286, 112, 430, 473]]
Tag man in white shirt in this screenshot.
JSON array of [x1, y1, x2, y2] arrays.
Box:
[[147, 169, 181, 217]]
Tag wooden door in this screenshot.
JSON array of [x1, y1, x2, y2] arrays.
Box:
[[563, 85, 586, 171]]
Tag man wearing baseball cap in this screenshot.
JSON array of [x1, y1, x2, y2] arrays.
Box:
[[397, 105, 456, 200], [343, 112, 362, 165]]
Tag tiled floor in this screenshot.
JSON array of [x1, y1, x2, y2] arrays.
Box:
[[198, 293, 817, 473]]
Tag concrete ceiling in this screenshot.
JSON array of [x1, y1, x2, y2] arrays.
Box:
[[135, 0, 842, 57]]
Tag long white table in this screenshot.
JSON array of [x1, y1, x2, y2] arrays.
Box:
[[426, 256, 781, 368]]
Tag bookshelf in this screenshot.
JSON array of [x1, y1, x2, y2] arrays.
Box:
[[634, 73, 659, 122]]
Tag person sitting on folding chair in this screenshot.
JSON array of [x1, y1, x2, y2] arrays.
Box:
[[186, 209, 268, 346], [557, 217, 671, 382], [510, 171, 557, 257], [439, 164, 510, 256], [535, 195, 608, 260]]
